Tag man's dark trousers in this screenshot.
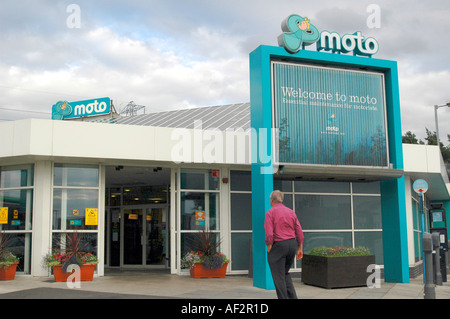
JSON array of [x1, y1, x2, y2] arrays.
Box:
[[267, 238, 298, 299]]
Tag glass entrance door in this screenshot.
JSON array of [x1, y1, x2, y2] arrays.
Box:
[[145, 207, 166, 266], [122, 206, 168, 267], [123, 208, 143, 265]]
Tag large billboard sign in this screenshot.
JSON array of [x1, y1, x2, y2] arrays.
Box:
[[272, 61, 388, 167], [250, 17, 407, 290]]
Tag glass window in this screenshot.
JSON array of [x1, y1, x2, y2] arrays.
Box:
[[230, 193, 252, 230], [412, 199, 418, 230], [180, 232, 220, 264], [299, 232, 352, 267], [414, 231, 422, 262], [0, 165, 34, 188], [303, 232, 352, 252], [0, 164, 34, 274], [352, 182, 380, 194], [109, 187, 121, 206], [231, 233, 252, 270], [123, 186, 168, 205], [180, 192, 219, 230], [54, 164, 99, 187], [283, 194, 293, 210], [273, 179, 292, 192], [53, 189, 98, 230], [0, 189, 33, 230], [354, 231, 383, 264], [52, 233, 98, 256], [295, 195, 351, 230], [230, 171, 251, 191], [3, 233, 31, 273], [353, 196, 382, 229], [294, 180, 350, 193], [180, 170, 220, 190]]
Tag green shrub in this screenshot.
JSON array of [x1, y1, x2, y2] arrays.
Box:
[[307, 246, 371, 257]]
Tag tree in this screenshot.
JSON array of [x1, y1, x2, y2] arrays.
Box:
[[425, 128, 438, 146], [402, 131, 420, 144], [402, 128, 449, 163]]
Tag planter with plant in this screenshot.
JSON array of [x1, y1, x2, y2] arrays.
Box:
[[181, 229, 230, 278], [301, 246, 375, 289], [44, 232, 98, 282], [0, 232, 20, 281]]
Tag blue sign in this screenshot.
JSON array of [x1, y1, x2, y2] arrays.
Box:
[[272, 61, 388, 167], [69, 219, 82, 226], [413, 179, 428, 194], [52, 97, 111, 120]]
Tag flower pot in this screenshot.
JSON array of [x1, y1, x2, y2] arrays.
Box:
[[190, 262, 228, 278], [0, 262, 19, 281], [53, 264, 97, 282], [80, 264, 96, 281], [301, 254, 376, 289]]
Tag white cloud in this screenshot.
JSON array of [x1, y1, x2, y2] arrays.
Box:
[[399, 67, 450, 141], [0, 23, 249, 119], [0, 0, 449, 144]]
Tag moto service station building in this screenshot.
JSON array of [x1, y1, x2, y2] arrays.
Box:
[[0, 14, 448, 290]]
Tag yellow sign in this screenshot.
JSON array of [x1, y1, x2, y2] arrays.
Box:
[[0, 207, 8, 224], [85, 208, 98, 226]]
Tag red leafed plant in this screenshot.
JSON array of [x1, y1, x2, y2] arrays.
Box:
[[44, 232, 98, 272]]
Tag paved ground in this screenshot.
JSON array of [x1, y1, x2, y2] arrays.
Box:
[[0, 271, 449, 300], [1, 272, 448, 318]]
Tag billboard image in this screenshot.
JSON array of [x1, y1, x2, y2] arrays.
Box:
[[272, 61, 388, 167]]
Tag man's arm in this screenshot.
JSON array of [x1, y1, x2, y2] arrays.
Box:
[[264, 211, 274, 249], [296, 243, 303, 260]]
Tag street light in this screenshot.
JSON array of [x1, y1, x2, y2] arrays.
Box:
[[434, 99, 450, 147]]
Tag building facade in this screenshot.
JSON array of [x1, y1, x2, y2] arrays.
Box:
[[0, 39, 448, 287], [0, 102, 448, 283]]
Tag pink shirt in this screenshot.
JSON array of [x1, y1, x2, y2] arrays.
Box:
[[264, 203, 304, 246]]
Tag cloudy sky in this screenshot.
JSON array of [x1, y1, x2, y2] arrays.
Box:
[[1, 0, 449, 142]]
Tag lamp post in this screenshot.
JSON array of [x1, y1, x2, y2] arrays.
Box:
[[434, 99, 450, 147]]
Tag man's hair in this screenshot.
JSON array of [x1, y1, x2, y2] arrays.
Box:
[[270, 190, 284, 203]]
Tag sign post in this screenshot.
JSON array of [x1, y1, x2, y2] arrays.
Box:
[[413, 179, 429, 282]]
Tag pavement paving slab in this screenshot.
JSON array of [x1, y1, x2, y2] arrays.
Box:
[[0, 272, 448, 300]]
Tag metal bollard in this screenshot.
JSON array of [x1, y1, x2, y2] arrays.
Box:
[[432, 232, 442, 286], [422, 233, 436, 299]]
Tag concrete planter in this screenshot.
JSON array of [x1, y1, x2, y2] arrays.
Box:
[[301, 254, 376, 289]]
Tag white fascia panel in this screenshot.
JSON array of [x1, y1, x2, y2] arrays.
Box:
[[52, 120, 156, 160]]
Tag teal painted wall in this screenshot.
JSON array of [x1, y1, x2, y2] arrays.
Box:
[[250, 46, 275, 290]]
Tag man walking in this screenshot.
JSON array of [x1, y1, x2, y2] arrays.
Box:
[[264, 190, 304, 299]]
